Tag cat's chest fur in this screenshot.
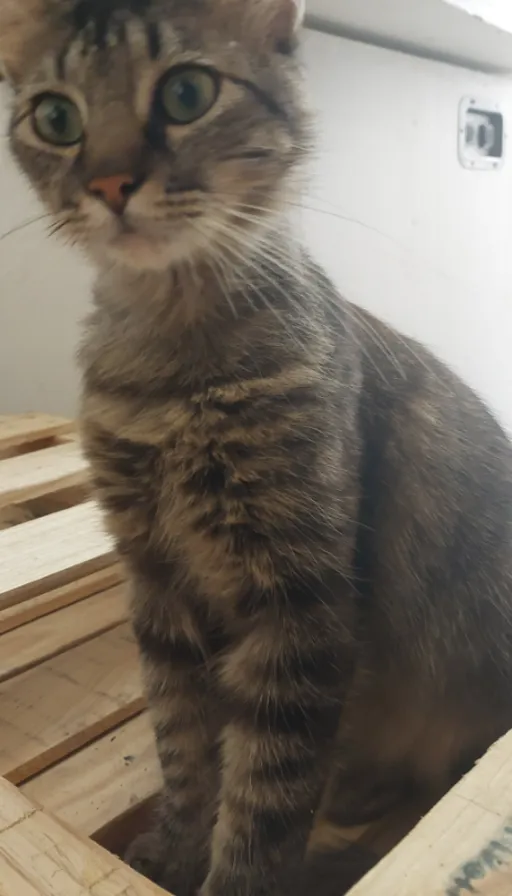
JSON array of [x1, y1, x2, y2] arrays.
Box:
[[81, 379, 284, 605], [80, 289, 344, 606]]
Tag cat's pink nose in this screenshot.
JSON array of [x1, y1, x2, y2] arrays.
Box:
[[88, 173, 138, 214]]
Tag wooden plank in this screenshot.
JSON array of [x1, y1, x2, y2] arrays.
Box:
[[347, 730, 512, 895], [0, 414, 72, 454], [0, 773, 36, 830], [0, 565, 123, 636], [0, 587, 128, 684], [0, 624, 144, 785], [23, 713, 162, 839], [0, 501, 115, 610], [0, 861, 41, 896], [0, 778, 167, 895], [0, 442, 88, 507]]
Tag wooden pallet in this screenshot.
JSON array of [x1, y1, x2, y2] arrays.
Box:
[[0, 778, 167, 895], [0, 415, 159, 847], [0, 413, 511, 895]]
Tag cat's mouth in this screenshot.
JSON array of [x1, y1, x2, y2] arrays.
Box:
[[88, 211, 202, 270], [112, 228, 162, 251]]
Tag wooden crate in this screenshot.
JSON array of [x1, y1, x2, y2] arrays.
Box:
[[0, 778, 167, 895], [0, 416, 159, 840], [0, 413, 511, 895]]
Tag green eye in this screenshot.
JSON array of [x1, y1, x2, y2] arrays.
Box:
[[159, 66, 219, 125], [32, 93, 84, 147]]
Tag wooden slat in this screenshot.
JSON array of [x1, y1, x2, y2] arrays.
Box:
[[0, 442, 88, 507], [0, 587, 128, 684], [0, 778, 167, 895], [348, 731, 512, 895], [0, 501, 115, 610], [0, 624, 144, 785], [0, 414, 72, 454], [0, 775, 35, 830], [0, 861, 41, 896], [23, 713, 162, 839], [0, 565, 123, 636]]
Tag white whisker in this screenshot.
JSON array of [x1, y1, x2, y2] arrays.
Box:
[[200, 221, 310, 353], [0, 213, 53, 242], [205, 207, 403, 382]]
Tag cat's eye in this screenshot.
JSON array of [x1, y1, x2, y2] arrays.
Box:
[[158, 66, 219, 125], [31, 93, 84, 147]]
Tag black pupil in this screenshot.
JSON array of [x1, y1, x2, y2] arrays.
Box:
[[49, 104, 70, 135], [175, 79, 199, 110]]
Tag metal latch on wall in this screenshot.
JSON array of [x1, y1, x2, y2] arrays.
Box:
[[458, 97, 505, 170]]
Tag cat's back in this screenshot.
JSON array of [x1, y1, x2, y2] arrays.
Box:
[[349, 302, 512, 492], [346, 302, 512, 689]]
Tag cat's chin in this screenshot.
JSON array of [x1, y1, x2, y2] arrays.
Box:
[[109, 232, 173, 270], [93, 230, 193, 272]]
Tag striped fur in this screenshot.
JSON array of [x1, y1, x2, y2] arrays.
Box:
[[4, 3, 512, 896]]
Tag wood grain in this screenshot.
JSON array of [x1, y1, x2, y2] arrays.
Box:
[[347, 731, 512, 895], [0, 565, 123, 636], [0, 442, 88, 507], [0, 414, 73, 454], [0, 501, 115, 610], [0, 778, 167, 895], [0, 624, 144, 785], [0, 587, 128, 684], [23, 713, 162, 839]]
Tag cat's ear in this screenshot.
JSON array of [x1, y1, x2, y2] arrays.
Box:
[[0, 0, 54, 83], [273, 0, 306, 36], [246, 0, 306, 50]]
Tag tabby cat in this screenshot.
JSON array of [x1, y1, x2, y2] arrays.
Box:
[[3, 2, 512, 895]]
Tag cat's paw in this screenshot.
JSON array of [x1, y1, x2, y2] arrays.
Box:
[[125, 831, 204, 896], [125, 830, 167, 883], [327, 780, 407, 827]]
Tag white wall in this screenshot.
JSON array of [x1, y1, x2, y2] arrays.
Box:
[[447, 0, 512, 34], [308, 0, 512, 72], [300, 31, 512, 431], [0, 87, 92, 415], [1, 29, 512, 430]]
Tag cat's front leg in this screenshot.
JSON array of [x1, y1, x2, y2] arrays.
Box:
[[202, 570, 354, 896], [126, 575, 222, 896]]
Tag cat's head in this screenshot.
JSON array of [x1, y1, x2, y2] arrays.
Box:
[[0, 0, 309, 271]]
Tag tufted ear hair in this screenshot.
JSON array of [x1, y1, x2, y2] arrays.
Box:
[[0, 0, 61, 83], [276, 0, 306, 34], [244, 0, 306, 52]]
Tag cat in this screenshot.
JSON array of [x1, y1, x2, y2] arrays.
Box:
[[2, 2, 512, 895]]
